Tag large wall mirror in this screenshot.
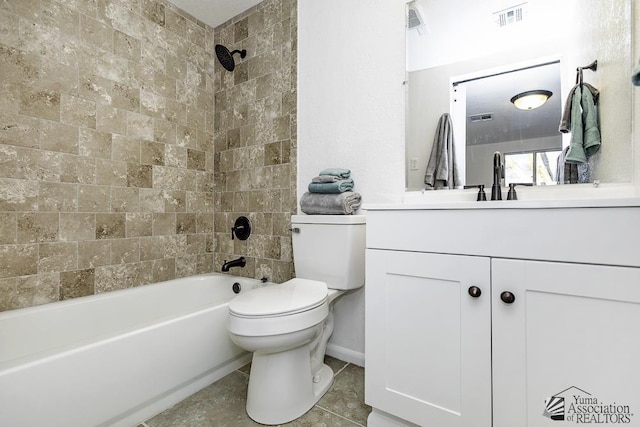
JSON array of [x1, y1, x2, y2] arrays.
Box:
[[405, 0, 633, 191]]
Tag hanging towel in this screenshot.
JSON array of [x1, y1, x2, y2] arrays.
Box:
[[300, 191, 361, 215], [318, 168, 351, 179], [308, 178, 354, 194], [559, 83, 599, 133], [424, 113, 459, 189], [559, 82, 601, 164]]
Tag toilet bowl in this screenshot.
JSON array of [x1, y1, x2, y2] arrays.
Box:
[[226, 214, 366, 425]]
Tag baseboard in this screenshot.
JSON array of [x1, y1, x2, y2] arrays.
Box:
[[326, 343, 365, 367]]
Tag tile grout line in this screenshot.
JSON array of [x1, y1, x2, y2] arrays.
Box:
[[312, 405, 366, 427]]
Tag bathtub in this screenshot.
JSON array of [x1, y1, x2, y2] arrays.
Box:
[[0, 273, 265, 427]]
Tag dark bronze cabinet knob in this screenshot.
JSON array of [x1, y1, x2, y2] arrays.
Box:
[[468, 286, 482, 298], [500, 291, 516, 304]]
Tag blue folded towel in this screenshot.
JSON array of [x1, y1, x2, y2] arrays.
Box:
[[308, 178, 354, 194], [318, 168, 351, 179]]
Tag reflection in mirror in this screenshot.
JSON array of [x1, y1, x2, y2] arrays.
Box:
[[405, 0, 633, 192], [452, 61, 563, 187]]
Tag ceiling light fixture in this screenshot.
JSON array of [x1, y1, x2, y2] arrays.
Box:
[[510, 90, 552, 110]]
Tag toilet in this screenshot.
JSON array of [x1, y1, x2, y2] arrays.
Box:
[[227, 214, 366, 425]]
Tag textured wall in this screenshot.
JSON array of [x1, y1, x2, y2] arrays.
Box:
[[0, 0, 217, 311], [213, 0, 297, 283]]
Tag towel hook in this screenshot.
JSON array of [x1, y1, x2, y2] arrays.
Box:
[[576, 60, 598, 85]]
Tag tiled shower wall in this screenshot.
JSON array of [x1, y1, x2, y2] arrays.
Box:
[[213, 0, 297, 283], [0, 0, 218, 311]]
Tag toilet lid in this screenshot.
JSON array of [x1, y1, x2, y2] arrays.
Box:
[[229, 278, 328, 317]]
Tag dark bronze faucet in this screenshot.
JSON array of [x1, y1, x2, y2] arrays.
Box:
[[491, 151, 503, 201], [222, 256, 246, 272]]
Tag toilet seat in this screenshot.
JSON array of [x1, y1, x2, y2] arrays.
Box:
[[228, 279, 329, 337], [229, 278, 328, 318]]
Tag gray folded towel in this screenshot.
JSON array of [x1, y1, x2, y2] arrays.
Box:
[[300, 191, 361, 215], [308, 178, 354, 193], [318, 168, 351, 179], [312, 175, 342, 183]]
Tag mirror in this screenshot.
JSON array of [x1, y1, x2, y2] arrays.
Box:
[[405, 0, 633, 191]]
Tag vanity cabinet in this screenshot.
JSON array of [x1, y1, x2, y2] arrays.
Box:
[[364, 204, 640, 427]]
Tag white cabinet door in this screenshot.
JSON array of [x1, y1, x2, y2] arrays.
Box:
[[365, 249, 492, 427], [492, 259, 640, 427]]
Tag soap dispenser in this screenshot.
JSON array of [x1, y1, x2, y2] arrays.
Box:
[[507, 183, 518, 200], [477, 185, 487, 201]]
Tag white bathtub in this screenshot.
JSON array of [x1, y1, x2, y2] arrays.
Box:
[[0, 273, 265, 427]]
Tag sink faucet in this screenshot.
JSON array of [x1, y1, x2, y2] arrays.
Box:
[[491, 151, 503, 201], [221, 256, 246, 272]]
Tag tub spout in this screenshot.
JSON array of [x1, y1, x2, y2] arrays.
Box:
[[222, 256, 246, 272]]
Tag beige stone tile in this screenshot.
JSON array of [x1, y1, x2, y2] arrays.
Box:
[[60, 154, 96, 184], [0, 46, 39, 85], [162, 189, 186, 212], [79, 127, 112, 159], [80, 14, 112, 51], [14, 148, 60, 182], [113, 82, 140, 112], [163, 234, 187, 257], [80, 74, 114, 106], [39, 241, 77, 273], [139, 235, 164, 260], [95, 264, 128, 293], [152, 212, 176, 235], [127, 110, 154, 140], [78, 184, 110, 212], [96, 158, 127, 186], [96, 51, 128, 83], [139, 188, 164, 212], [176, 213, 196, 235], [41, 120, 79, 154], [165, 144, 187, 168], [95, 213, 125, 239], [111, 187, 139, 212], [114, 30, 141, 61], [60, 268, 95, 300], [78, 240, 111, 269], [141, 140, 165, 165], [15, 273, 59, 308], [18, 85, 60, 121], [17, 212, 59, 243], [97, 104, 127, 134], [165, 8, 186, 38], [0, 212, 16, 244], [141, 42, 165, 73], [0, 9, 20, 49], [111, 238, 140, 264], [317, 364, 371, 425], [0, 178, 38, 211], [112, 134, 141, 163], [0, 243, 38, 278], [175, 255, 197, 278], [141, 87, 165, 118], [126, 261, 154, 287], [152, 257, 175, 283], [127, 163, 153, 188], [1, 278, 18, 311], [39, 181, 77, 212], [0, 111, 39, 150], [196, 212, 213, 234], [59, 213, 95, 241], [176, 125, 197, 148], [126, 212, 152, 238], [60, 94, 96, 128], [154, 72, 176, 100], [187, 148, 206, 170], [39, 58, 79, 95]]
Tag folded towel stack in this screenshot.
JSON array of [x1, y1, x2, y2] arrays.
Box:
[[300, 168, 362, 215]]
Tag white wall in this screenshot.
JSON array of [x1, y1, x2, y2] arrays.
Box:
[[297, 0, 406, 363]]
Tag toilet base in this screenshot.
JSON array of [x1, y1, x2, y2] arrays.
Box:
[[246, 343, 334, 425]]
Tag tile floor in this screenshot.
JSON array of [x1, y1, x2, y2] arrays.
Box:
[[139, 356, 370, 426]]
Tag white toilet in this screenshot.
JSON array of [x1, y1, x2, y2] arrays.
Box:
[[227, 214, 366, 425]]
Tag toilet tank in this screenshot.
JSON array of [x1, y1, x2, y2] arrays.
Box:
[[291, 215, 366, 290]]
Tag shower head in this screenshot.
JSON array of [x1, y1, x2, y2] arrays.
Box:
[[215, 44, 247, 72]]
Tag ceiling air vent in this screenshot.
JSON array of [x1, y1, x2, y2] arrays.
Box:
[[494, 3, 528, 28], [468, 113, 494, 123]]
